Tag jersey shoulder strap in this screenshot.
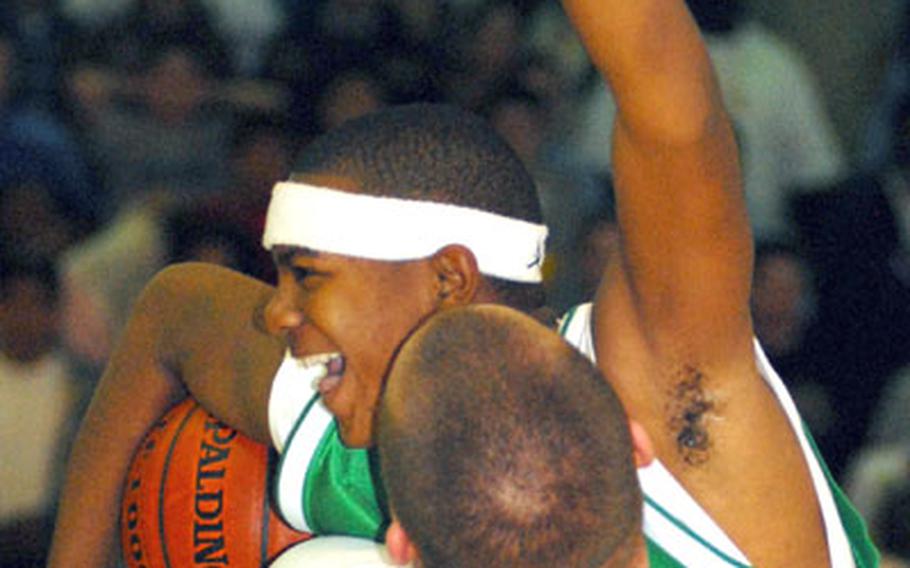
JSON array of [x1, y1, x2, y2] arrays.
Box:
[[802, 426, 881, 568]]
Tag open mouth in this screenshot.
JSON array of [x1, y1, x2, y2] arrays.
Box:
[[297, 352, 346, 396]]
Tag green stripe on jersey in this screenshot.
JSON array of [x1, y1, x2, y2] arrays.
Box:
[[801, 425, 881, 568], [644, 496, 750, 567]]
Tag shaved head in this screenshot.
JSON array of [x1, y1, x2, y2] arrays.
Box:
[[378, 305, 642, 568]]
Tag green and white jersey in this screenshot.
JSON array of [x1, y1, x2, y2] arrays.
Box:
[[267, 303, 879, 567]]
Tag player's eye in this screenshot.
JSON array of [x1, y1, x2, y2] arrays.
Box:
[[289, 265, 329, 291], [290, 266, 312, 283]]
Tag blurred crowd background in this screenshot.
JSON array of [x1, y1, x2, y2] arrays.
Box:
[[0, 0, 908, 566]]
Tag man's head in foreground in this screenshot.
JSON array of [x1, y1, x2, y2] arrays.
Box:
[[263, 104, 549, 447], [378, 305, 653, 568]]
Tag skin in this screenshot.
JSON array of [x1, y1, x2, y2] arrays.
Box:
[[267, 241, 482, 447], [51, 0, 832, 565], [563, 0, 829, 565]]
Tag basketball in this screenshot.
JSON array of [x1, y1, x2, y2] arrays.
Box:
[[120, 397, 311, 567]]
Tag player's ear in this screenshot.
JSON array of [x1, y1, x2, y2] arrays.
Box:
[[385, 519, 419, 566], [628, 420, 655, 468], [429, 245, 481, 306]]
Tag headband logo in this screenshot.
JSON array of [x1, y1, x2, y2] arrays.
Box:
[[527, 240, 543, 269]]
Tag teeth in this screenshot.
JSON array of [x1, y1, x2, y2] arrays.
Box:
[[294, 352, 344, 391], [297, 352, 342, 369]]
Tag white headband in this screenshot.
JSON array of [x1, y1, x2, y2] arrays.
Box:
[[262, 182, 548, 283]]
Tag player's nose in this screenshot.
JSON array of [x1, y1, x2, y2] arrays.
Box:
[[264, 282, 304, 337]]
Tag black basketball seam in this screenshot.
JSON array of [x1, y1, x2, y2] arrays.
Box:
[[159, 402, 201, 568], [260, 449, 275, 565]]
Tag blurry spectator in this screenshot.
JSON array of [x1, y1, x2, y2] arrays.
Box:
[[0, 32, 103, 228], [445, 1, 534, 110], [844, 356, 910, 562], [314, 68, 391, 133], [60, 0, 132, 30], [564, 0, 846, 240], [0, 0, 80, 111], [63, 0, 295, 111], [878, 485, 910, 563], [264, 0, 407, 132], [684, 0, 849, 238], [749, 241, 841, 458], [542, 172, 617, 312], [483, 86, 550, 171], [190, 112, 296, 280], [796, 87, 910, 379], [866, 364, 910, 448], [752, 242, 816, 360], [571, 174, 617, 305], [0, 179, 83, 260], [0, 256, 86, 567], [165, 207, 260, 275], [71, 43, 232, 214], [59, 199, 169, 370], [379, 0, 455, 104], [524, 2, 594, 105], [861, 3, 910, 171], [481, 83, 599, 313], [845, 442, 909, 564], [199, 0, 286, 76], [791, 169, 910, 476], [880, 96, 910, 276], [73, 0, 230, 77], [389, 0, 453, 52], [60, 114, 292, 369]]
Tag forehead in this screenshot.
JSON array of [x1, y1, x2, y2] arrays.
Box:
[[271, 244, 374, 266], [271, 245, 414, 284]]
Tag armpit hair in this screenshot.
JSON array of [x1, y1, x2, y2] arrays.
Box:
[[666, 365, 714, 466]]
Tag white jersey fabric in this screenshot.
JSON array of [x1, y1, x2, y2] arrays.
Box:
[[559, 303, 855, 567], [270, 536, 401, 568]]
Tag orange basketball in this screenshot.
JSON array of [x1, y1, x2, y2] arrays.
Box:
[[120, 397, 311, 567]]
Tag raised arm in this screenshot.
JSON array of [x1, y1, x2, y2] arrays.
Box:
[[564, 0, 752, 369], [563, 0, 831, 565], [49, 263, 284, 567]]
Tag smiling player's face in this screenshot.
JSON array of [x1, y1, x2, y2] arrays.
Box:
[[267, 243, 440, 448]]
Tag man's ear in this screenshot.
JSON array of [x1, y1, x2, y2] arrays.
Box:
[[385, 519, 419, 566], [628, 420, 655, 468], [429, 245, 481, 306]]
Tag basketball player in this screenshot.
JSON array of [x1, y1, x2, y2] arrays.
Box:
[[378, 304, 652, 567], [274, 305, 653, 567], [50, 0, 878, 566]]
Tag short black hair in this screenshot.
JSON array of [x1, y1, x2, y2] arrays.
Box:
[[379, 305, 642, 568], [291, 104, 546, 311]]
